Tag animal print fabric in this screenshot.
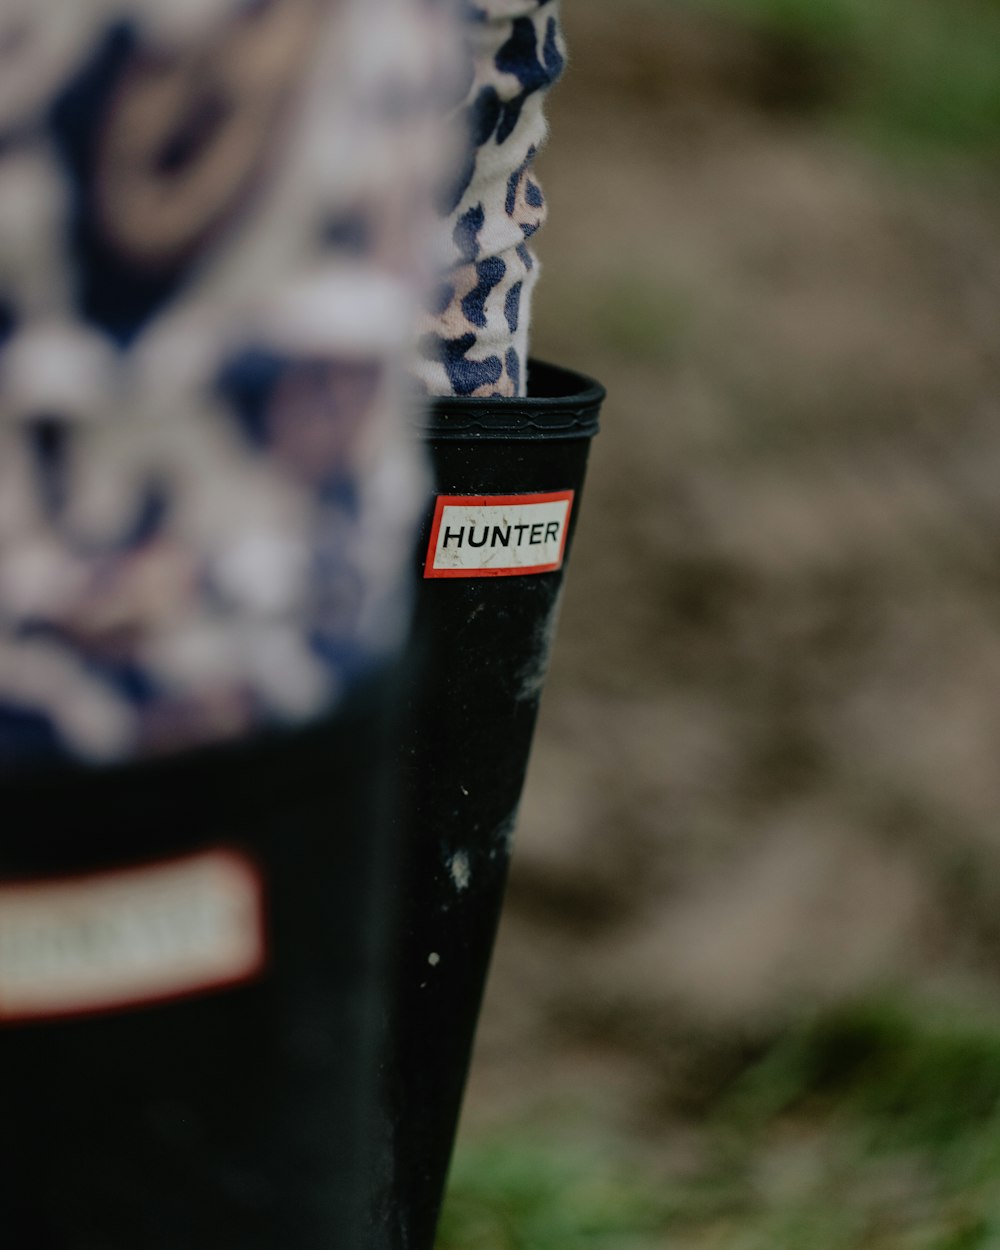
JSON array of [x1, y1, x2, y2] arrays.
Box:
[[416, 0, 565, 398], [0, 0, 563, 770]]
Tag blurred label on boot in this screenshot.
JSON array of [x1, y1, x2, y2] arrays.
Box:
[[424, 491, 574, 578], [0, 849, 266, 1024]]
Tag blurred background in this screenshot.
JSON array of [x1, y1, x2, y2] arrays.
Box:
[[437, 1, 1000, 1246]]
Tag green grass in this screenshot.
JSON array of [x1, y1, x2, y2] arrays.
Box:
[[437, 999, 1000, 1250], [694, 0, 1000, 155], [437, 1131, 674, 1250]]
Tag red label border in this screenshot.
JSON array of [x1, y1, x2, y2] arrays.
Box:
[[0, 847, 269, 1027], [423, 490, 575, 579]]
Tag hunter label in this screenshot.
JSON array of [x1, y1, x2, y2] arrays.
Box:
[[424, 491, 574, 578], [0, 849, 266, 1024]]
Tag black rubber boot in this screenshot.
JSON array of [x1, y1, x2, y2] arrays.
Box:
[[0, 669, 404, 1250], [379, 360, 605, 1250]]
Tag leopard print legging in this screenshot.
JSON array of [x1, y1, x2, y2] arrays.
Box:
[[0, 0, 563, 768]]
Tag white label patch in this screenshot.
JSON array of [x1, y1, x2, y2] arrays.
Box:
[[424, 491, 574, 578], [0, 849, 266, 1024]]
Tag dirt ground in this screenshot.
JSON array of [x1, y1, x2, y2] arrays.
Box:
[[458, 0, 1000, 1145]]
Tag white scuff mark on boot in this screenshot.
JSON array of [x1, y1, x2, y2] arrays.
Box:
[[449, 850, 471, 892], [493, 811, 519, 859], [516, 587, 564, 702], [459, 784, 469, 796], [427, 952, 440, 967]]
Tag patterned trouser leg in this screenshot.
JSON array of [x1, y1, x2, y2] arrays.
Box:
[[415, 0, 566, 398], [0, 0, 565, 770]]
